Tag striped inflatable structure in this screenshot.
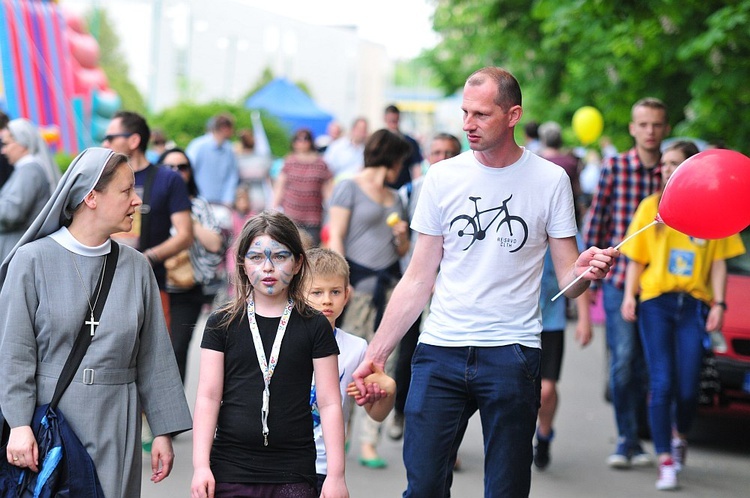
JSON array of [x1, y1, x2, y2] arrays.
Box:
[[0, 0, 119, 153]]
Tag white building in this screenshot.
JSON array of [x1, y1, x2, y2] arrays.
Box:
[[63, 0, 391, 130]]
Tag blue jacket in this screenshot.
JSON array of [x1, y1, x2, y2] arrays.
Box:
[[0, 405, 104, 498]]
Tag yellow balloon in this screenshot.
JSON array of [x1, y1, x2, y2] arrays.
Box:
[[572, 106, 604, 145]]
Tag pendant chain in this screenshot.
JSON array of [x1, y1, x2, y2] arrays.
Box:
[[71, 253, 107, 327]]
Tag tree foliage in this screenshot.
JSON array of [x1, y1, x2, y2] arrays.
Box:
[[425, 0, 750, 152], [88, 9, 147, 115], [149, 101, 292, 157]]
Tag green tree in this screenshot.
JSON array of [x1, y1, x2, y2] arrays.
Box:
[[88, 9, 147, 115], [425, 0, 750, 152], [150, 101, 291, 157]]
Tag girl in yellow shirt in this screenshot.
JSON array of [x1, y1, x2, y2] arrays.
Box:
[[620, 141, 745, 491]]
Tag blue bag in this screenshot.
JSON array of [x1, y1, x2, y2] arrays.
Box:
[[0, 405, 105, 498]]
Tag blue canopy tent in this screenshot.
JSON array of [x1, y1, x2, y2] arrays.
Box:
[[245, 78, 333, 138]]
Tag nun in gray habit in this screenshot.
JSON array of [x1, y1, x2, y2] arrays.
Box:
[[0, 118, 61, 262], [0, 148, 192, 497]]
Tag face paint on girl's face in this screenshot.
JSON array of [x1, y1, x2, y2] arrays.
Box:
[[244, 235, 299, 297]]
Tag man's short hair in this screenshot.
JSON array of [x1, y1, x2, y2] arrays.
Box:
[[306, 248, 350, 284], [538, 121, 563, 149], [466, 67, 522, 111], [384, 104, 400, 115], [432, 133, 461, 154], [524, 121, 539, 139], [0, 111, 9, 129], [212, 113, 235, 131], [631, 97, 668, 122], [113, 111, 150, 154]]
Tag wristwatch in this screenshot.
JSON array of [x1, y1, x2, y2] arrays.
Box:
[[714, 301, 727, 310]]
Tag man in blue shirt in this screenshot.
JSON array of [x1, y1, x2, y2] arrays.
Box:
[[186, 113, 239, 206]]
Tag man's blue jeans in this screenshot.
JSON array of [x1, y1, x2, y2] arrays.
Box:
[[638, 293, 706, 454], [403, 343, 540, 498], [602, 282, 649, 449]]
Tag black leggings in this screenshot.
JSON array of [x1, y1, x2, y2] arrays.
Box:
[[169, 286, 215, 383], [394, 317, 421, 414]]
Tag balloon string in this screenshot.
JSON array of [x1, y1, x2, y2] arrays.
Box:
[[551, 219, 661, 302]]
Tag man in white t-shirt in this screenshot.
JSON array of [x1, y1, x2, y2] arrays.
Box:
[[323, 117, 368, 180], [353, 67, 618, 498]]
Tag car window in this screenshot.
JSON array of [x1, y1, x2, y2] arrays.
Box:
[[727, 226, 750, 276]]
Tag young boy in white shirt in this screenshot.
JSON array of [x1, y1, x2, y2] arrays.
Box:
[[306, 248, 396, 493]]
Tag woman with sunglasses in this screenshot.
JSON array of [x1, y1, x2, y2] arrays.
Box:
[[273, 128, 333, 246], [0, 118, 60, 262], [158, 148, 228, 384]]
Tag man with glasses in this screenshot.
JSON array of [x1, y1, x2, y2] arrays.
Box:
[[186, 113, 238, 206], [102, 111, 193, 308]]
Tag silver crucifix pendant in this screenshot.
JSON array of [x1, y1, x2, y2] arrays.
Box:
[[85, 312, 99, 336]]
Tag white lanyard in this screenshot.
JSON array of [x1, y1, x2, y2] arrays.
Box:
[[247, 293, 294, 446]]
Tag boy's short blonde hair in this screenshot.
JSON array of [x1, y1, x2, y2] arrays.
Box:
[[306, 248, 350, 284]]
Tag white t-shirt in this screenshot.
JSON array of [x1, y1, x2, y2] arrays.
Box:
[[411, 149, 577, 348], [311, 328, 367, 475], [323, 138, 365, 178]]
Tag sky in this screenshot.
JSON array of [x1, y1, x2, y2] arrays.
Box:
[[236, 0, 440, 59]]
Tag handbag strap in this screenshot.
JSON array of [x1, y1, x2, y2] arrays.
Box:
[[49, 241, 120, 410]]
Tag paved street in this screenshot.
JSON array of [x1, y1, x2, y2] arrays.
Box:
[[143, 317, 750, 497]]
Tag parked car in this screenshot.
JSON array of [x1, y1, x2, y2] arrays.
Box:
[[705, 226, 750, 406]]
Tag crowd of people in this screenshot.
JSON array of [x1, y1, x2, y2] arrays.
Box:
[[0, 64, 744, 498]]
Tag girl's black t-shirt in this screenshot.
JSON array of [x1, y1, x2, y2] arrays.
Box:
[[201, 308, 339, 484]]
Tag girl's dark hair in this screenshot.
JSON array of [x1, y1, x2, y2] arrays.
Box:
[[239, 129, 255, 150], [663, 140, 699, 160], [157, 147, 199, 197], [291, 128, 315, 150], [93, 152, 130, 192], [363, 129, 411, 169], [218, 210, 312, 326]]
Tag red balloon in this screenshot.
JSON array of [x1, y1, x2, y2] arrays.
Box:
[[659, 149, 750, 239]]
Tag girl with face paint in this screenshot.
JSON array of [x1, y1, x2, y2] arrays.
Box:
[[192, 211, 349, 498]]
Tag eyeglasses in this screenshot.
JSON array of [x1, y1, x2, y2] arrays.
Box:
[[103, 132, 133, 142], [166, 163, 190, 172], [293, 136, 311, 142]]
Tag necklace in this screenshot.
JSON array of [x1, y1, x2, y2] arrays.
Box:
[[246, 292, 294, 446], [71, 253, 108, 336]]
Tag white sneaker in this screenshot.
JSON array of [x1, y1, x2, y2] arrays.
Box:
[[671, 437, 687, 473], [631, 450, 654, 467], [656, 459, 679, 491], [629, 443, 654, 467], [607, 440, 631, 469], [607, 453, 630, 469]]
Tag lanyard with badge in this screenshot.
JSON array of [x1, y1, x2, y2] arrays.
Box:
[[247, 292, 294, 446]]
